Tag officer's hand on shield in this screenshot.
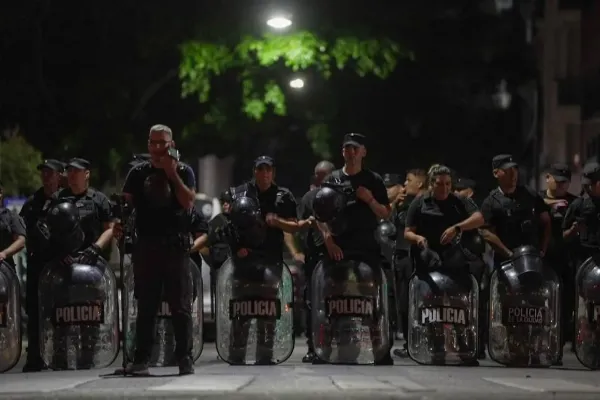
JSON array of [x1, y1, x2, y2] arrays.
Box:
[[79, 244, 102, 265], [0, 251, 6, 261], [298, 216, 315, 230]]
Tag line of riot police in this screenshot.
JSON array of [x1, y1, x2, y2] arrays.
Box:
[[5, 129, 600, 374]]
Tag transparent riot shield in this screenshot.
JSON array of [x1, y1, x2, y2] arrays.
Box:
[[0, 262, 21, 372], [123, 259, 203, 366], [408, 270, 478, 365], [488, 258, 560, 367], [39, 260, 119, 370], [216, 257, 294, 365], [311, 259, 390, 364], [574, 256, 600, 369]]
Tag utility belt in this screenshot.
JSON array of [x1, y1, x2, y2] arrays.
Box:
[[136, 233, 191, 251]]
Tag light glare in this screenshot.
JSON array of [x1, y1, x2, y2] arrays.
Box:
[[289, 78, 304, 89], [267, 16, 292, 29]]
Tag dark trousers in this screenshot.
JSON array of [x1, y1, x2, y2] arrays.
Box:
[[228, 257, 281, 362], [132, 238, 193, 364], [303, 252, 323, 352], [546, 252, 573, 357], [25, 257, 44, 365], [394, 251, 412, 348]]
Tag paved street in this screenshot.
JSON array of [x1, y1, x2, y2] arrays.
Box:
[[2, 341, 600, 399]]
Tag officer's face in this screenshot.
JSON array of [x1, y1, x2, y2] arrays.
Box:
[[254, 164, 274, 187], [546, 174, 569, 195], [342, 144, 365, 164], [430, 174, 452, 200], [67, 167, 89, 187], [494, 166, 518, 187], [404, 173, 422, 196], [40, 167, 61, 187], [387, 184, 403, 202], [222, 202, 231, 214], [148, 131, 172, 159], [314, 168, 331, 187]]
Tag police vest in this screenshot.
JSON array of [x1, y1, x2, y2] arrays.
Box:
[[578, 194, 600, 247], [56, 188, 102, 248], [0, 209, 15, 256], [489, 188, 538, 248]]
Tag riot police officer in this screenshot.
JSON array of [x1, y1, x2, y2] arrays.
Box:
[[393, 168, 427, 358], [298, 160, 334, 362], [542, 163, 577, 362], [20, 159, 64, 371], [316, 133, 394, 365], [454, 177, 476, 199], [115, 124, 197, 376], [404, 165, 484, 365], [480, 155, 551, 262], [227, 155, 306, 364], [52, 158, 114, 263]]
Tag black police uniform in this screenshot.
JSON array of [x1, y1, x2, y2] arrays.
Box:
[[0, 208, 26, 269], [227, 170, 297, 363], [122, 158, 196, 372], [481, 155, 550, 364], [320, 165, 392, 364], [392, 194, 417, 356], [297, 186, 325, 361], [20, 159, 65, 371], [542, 163, 577, 350], [405, 191, 479, 363]]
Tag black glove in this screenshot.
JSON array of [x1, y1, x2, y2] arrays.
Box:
[[79, 244, 101, 265]]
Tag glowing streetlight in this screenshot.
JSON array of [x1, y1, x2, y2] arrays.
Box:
[[492, 79, 512, 110], [289, 78, 304, 89], [267, 16, 292, 29]]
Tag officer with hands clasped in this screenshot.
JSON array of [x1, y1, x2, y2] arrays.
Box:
[[226, 155, 311, 364], [316, 133, 394, 365], [20, 159, 64, 372], [479, 155, 551, 262], [51, 158, 114, 264], [115, 124, 197, 376]]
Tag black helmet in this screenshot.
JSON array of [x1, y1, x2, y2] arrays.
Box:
[[46, 202, 85, 256], [375, 221, 397, 246], [313, 186, 346, 223], [219, 189, 232, 204], [230, 196, 266, 247], [46, 202, 81, 236]]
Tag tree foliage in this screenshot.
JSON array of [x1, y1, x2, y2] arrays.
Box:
[[179, 31, 408, 156], [0, 135, 43, 196]]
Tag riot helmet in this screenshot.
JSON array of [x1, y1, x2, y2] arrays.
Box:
[[229, 196, 265, 248], [46, 202, 85, 256], [375, 221, 397, 244], [313, 186, 348, 236]]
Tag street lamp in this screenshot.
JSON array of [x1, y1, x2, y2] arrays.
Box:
[[289, 78, 304, 89], [266, 16, 292, 29], [493, 79, 512, 110]]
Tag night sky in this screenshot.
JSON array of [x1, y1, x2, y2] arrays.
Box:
[[0, 1, 534, 199]]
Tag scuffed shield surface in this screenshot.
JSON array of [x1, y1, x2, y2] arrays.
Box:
[[408, 270, 478, 365], [39, 259, 119, 370], [311, 259, 390, 364], [216, 258, 294, 365], [0, 262, 21, 372]]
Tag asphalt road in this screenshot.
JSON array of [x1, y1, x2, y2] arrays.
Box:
[[2, 341, 600, 399]]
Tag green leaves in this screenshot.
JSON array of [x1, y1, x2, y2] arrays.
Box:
[[180, 31, 405, 121], [179, 30, 407, 156], [0, 135, 43, 196]]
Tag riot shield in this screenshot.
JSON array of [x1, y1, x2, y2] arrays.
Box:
[[407, 270, 478, 365], [488, 247, 560, 367], [0, 262, 22, 372], [574, 256, 600, 369], [39, 259, 119, 370], [215, 257, 294, 365], [123, 259, 203, 367], [311, 259, 390, 364]]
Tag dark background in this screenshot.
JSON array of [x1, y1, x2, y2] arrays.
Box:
[[0, 0, 539, 200]]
